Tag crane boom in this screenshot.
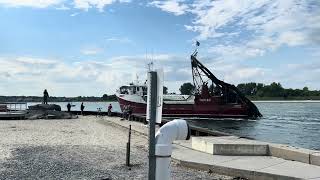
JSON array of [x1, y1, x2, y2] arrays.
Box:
[[191, 53, 262, 119]]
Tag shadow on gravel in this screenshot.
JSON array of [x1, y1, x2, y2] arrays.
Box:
[[0, 145, 232, 180], [0, 145, 146, 180]]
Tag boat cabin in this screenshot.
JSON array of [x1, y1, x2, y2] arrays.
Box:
[[119, 84, 147, 96]]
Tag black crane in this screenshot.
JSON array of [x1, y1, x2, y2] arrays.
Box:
[[190, 49, 262, 119]]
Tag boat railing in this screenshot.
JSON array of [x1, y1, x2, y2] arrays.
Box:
[[0, 102, 28, 114]]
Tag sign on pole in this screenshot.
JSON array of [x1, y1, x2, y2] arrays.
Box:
[[156, 69, 163, 124], [147, 69, 164, 124]]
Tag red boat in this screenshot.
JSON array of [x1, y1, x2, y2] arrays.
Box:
[[116, 49, 262, 119]]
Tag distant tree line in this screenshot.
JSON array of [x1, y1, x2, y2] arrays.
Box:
[[178, 82, 320, 100], [236, 82, 320, 100], [0, 94, 117, 102], [2, 82, 319, 102]]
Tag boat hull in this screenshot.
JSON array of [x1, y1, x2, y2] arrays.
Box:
[[117, 96, 251, 118]]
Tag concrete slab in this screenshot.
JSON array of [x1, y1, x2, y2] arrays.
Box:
[[192, 136, 269, 156], [269, 143, 316, 164], [311, 152, 320, 166], [192, 136, 320, 166], [173, 144, 243, 165], [260, 160, 320, 179], [215, 156, 287, 171], [172, 144, 320, 180]]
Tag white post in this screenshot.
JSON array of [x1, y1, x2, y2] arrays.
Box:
[[155, 119, 190, 180]]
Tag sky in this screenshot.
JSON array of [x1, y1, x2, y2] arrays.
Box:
[[0, 0, 319, 97]]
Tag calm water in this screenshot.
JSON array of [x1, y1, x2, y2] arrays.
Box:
[[24, 101, 320, 150], [187, 102, 320, 150]]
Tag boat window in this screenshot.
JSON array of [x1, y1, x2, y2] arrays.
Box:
[[132, 86, 136, 94], [142, 87, 147, 95], [120, 86, 129, 94]]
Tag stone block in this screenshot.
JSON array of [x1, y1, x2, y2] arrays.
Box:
[[311, 152, 320, 166], [268, 144, 314, 164], [192, 136, 268, 156]]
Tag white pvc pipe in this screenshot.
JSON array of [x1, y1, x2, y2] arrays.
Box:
[[155, 119, 190, 180]]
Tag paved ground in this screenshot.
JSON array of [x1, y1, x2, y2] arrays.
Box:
[[104, 117, 320, 180], [0, 116, 232, 180]]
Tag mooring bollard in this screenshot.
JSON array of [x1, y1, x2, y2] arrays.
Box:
[[126, 125, 131, 167]]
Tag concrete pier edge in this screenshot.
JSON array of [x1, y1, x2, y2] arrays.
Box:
[[192, 136, 320, 166], [100, 116, 320, 179], [173, 158, 299, 180]]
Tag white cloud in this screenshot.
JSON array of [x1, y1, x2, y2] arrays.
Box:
[[0, 0, 131, 10], [190, 0, 319, 59], [0, 53, 195, 95], [1, 54, 320, 96], [105, 37, 133, 44], [73, 0, 130, 11], [0, 54, 191, 96], [56, 4, 70, 10], [81, 47, 103, 55], [0, 0, 64, 8], [150, 0, 189, 16], [151, 0, 319, 62]]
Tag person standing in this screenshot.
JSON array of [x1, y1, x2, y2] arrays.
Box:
[[43, 89, 49, 104], [80, 102, 85, 115], [121, 105, 128, 120], [67, 103, 71, 112], [107, 104, 113, 116], [127, 105, 133, 120]]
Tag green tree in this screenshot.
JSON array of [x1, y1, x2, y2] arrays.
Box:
[[102, 94, 108, 101], [179, 82, 195, 95], [302, 87, 309, 96], [237, 82, 258, 96], [258, 82, 284, 97]]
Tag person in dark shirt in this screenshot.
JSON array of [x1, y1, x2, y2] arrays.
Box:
[[127, 105, 133, 120], [107, 104, 112, 116], [67, 103, 71, 112], [43, 89, 49, 104], [80, 102, 85, 115], [121, 105, 128, 120]]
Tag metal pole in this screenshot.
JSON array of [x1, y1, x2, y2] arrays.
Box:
[[148, 71, 157, 180], [126, 125, 132, 166]]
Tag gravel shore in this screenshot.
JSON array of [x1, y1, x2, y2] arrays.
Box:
[[0, 116, 232, 180]]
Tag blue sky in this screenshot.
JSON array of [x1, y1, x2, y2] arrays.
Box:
[[0, 0, 319, 96]]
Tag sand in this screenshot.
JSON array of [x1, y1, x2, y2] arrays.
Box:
[[0, 116, 232, 180]]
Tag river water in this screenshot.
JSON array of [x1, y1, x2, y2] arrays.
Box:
[[25, 101, 320, 150], [188, 101, 320, 150]]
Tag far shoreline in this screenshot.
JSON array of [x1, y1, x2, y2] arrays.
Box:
[[2, 100, 320, 103]]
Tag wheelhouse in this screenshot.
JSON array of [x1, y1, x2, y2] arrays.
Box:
[[119, 84, 147, 96]]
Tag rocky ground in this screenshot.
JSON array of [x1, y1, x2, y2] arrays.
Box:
[[0, 116, 232, 180]]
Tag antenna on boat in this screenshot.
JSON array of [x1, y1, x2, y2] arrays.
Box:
[[147, 62, 154, 71], [135, 73, 140, 84], [192, 41, 200, 57], [146, 48, 154, 71]]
